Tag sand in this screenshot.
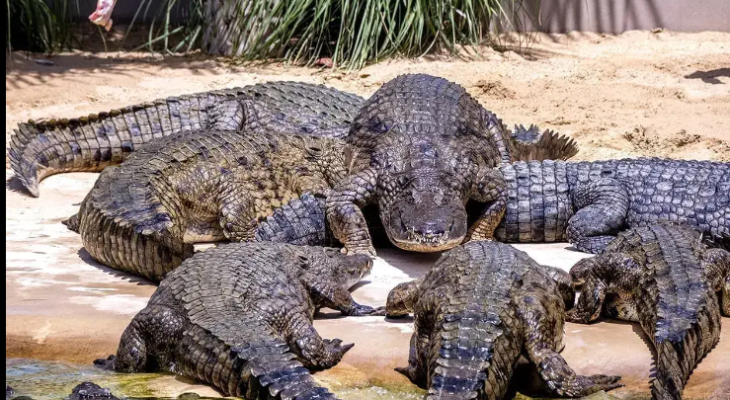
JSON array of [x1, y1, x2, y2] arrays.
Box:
[[5, 30, 730, 399]]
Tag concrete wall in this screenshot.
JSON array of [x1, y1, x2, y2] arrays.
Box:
[[72, 0, 730, 33]]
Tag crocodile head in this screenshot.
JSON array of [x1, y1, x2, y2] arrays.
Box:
[[69, 382, 119, 400], [379, 176, 468, 253], [315, 248, 374, 289]]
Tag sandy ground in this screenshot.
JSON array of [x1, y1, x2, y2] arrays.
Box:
[[5, 31, 730, 399]]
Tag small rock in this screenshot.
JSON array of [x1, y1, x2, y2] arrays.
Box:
[[360, 73, 371, 78], [33, 59, 55, 67], [579, 391, 621, 400], [178, 393, 201, 400], [314, 58, 334, 68]]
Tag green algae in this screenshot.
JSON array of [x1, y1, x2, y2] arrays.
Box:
[[6, 359, 632, 400]]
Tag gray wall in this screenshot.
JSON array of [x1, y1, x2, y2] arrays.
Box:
[[526, 0, 730, 33], [71, 0, 730, 33]]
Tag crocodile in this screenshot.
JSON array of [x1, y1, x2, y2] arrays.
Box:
[[325, 74, 578, 255], [66, 382, 119, 400], [9, 80, 364, 197], [484, 158, 730, 253], [65, 129, 349, 282], [385, 240, 621, 400], [566, 224, 730, 400], [95, 242, 381, 399]]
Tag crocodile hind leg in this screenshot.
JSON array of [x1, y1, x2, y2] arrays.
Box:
[[467, 167, 507, 241], [566, 253, 641, 323], [283, 311, 354, 370], [95, 305, 186, 373], [702, 248, 730, 316], [567, 178, 630, 253], [386, 280, 422, 318], [518, 291, 623, 397]]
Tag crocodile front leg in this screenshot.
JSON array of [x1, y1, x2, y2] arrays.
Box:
[[568, 178, 630, 253], [326, 169, 379, 256], [467, 167, 507, 241]]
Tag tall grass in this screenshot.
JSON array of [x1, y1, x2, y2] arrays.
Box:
[[6, 0, 536, 69], [6, 0, 79, 53], [213, 0, 536, 68]]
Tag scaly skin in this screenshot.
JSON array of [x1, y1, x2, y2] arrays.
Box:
[[9, 81, 364, 197], [95, 243, 382, 399], [566, 224, 730, 400], [326, 74, 578, 256], [386, 241, 621, 400], [66, 382, 119, 400], [66, 130, 349, 282], [254, 194, 335, 246], [492, 158, 730, 253]]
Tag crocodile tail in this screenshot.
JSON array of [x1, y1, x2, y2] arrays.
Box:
[[254, 194, 333, 246], [428, 310, 509, 400], [76, 197, 193, 283], [652, 306, 722, 400], [7, 92, 238, 197], [509, 124, 579, 162], [231, 345, 340, 400]]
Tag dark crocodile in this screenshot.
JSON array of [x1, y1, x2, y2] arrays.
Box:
[[95, 242, 381, 399], [566, 224, 730, 400], [66, 383, 119, 400], [487, 158, 730, 253], [9, 81, 364, 197], [325, 74, 578, 255], [385, 241, 622, 400], [65, 129, 349, 282]]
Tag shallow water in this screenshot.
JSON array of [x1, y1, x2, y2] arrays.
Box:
[[5, 359, 627, 400], [5, 358, 425, 400]]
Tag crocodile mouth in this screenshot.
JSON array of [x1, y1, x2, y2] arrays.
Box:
[[393, 238, 463, 253], [391, 222, 464, 253]]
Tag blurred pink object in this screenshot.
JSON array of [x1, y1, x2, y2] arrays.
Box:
[[89, 0, 118, 31]]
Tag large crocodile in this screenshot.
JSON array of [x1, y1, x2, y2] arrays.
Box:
[[9, 81, 364, 197], [326, 74, 577, 255], [66, 382, 119, 400], [65, 129, 349, 282], [487, 158, 730, 253], [566, 224, 730, 400], [95, 242, 381, 399], [385, 241, 621, 400]]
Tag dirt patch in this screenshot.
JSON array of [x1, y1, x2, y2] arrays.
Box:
[[472, 79, 516, 99], [5, 30, 730, 164]]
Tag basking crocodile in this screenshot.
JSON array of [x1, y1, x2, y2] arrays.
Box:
[[566, 224, 730, 400], [386, 241, 622, 400], [66, 382, 119, 400], [65, 129, 349, 282], [9, 81, 364, 197], [486, 158, 730, 253], [95, 242, 381, 399], [326, 74, 578, 255]]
